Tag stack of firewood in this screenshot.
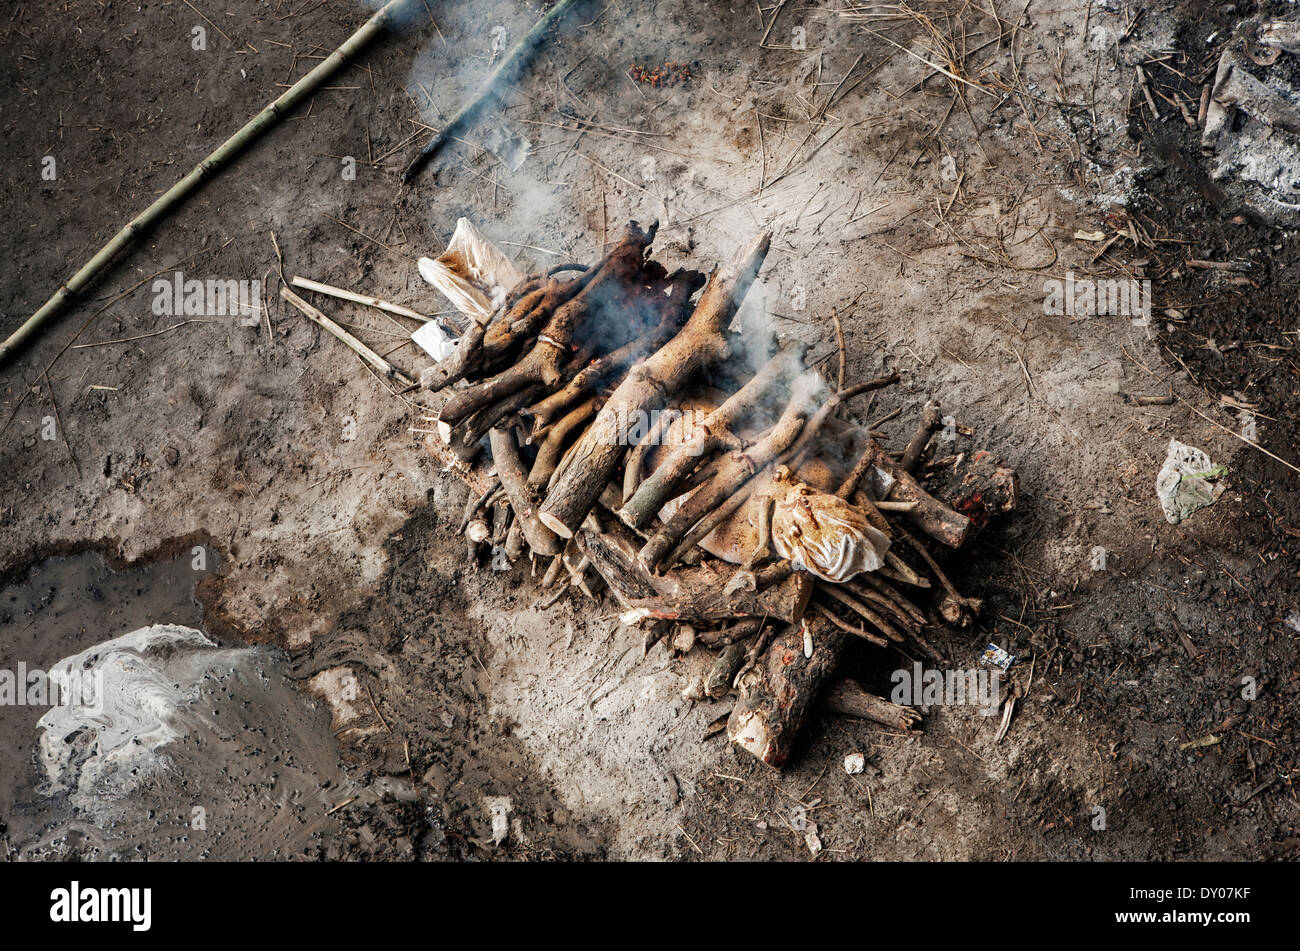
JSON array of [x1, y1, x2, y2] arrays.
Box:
[[415, 219, 1017, 768]]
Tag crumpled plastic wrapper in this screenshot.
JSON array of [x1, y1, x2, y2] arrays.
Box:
[[1156, 438, 1227, 524], [418, 217, 524, 325], [769, 470, 891, 583]]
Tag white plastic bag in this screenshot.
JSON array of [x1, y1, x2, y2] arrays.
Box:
[[417, 217, 525, 326]]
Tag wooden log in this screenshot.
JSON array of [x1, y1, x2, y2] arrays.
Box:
[[528, 396, 599, 488], [639, 385, 813, 573], [573, 514, 811, 626], [450, 382, 545, 459], [869, 442, 972, 548], [620, 565, 811, 626], [696, 616, 765, 648], [812, 602, 888, 647], [706, 640, 753, 699], [622, 407, 681, 503], [900, 399, 944, 473], [525, 268, 703, 435], [439, 222, 656, 428], [421, 269, 566, 394], [925, 449, 1019, 530], [727, 613, 847, 768], [620, 341, 807, 530], [504, 518, 525, 561], [488, 428, 563, 556], [539, 232, 772, 538], [481, 272, 586, 359], [820, 677, 922, 731]]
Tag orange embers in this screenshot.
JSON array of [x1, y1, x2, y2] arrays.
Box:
[[628, 61, 692, 87]]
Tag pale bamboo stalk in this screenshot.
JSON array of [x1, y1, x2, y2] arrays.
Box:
[[1, 0, 413, 367], [281, 286, 415, 388], [290, 276, 429, 323]]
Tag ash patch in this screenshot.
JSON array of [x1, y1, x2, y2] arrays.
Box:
[[1, 550, 348, 861]]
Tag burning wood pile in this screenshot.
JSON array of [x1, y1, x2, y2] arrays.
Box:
[[414, 218, 1017, 768]]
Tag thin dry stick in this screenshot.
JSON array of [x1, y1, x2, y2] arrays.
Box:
[[289, 276, 429, 324], [402, 0, 581, 182], [281, 286, 415, 387], [1178, 398, 1300, 476]]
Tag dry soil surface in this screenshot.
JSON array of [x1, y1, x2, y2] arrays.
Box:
[[1, 0, 1297, 861]]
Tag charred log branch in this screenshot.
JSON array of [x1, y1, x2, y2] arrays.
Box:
[[925, 450, 1019, 531], [620, 341, 807, 531], [439, 222, 658, 429], [696, 616, 766, 649], [539, 232, 772, 539], [481, 273, 584, 358], [867, 442, 972, 548], [728, 614, 847, 769], [525, 268, 704, 435], [421, 316, 488, 393], [705, 640, 753, 699], [450, 383, 545, 460], [421, 274, 568, 394], [488, 427, 564, 557], [821, 677, 922, 731], [900, 399, 944, 473]]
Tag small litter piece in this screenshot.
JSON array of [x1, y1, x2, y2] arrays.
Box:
[[411, 319, 458, 362], [1156, 438, 1227, 525], [805, 827, 823, 856], [980, 643, 1015, 670], [789, 805, 808, 832], [843, 752, 866, 775], [484, 795, 512, 846]]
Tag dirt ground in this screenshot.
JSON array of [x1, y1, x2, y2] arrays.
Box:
[[1, 0, 1297, 861]]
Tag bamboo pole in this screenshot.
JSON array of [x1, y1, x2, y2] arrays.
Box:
[[0, 0, 414, 368]]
